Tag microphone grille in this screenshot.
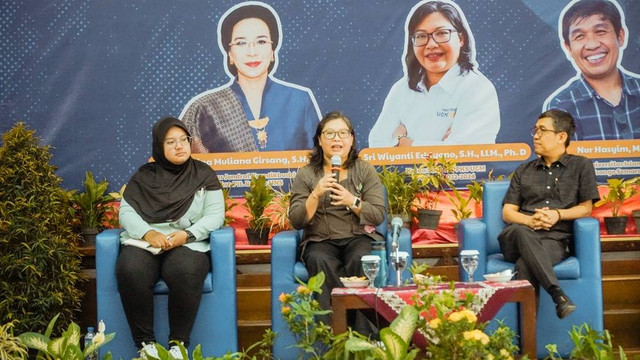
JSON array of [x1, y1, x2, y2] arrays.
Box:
[[331, 155, 342, 167], [391, 217, 404, 227]]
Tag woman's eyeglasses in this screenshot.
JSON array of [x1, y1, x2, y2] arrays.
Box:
[[411, 29, 458, 47], [229, 39, 273, 50], [164, 136, 192, 148], [322, 130, 352, 140]]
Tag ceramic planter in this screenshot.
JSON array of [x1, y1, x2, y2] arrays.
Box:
[[417, 209, 442, 229], [80, 227, 100, 246], [604, 216, 628, 235], [246, 228, 269, 245]]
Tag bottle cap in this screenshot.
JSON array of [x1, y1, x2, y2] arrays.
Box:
[[87, 327, 95, 332]]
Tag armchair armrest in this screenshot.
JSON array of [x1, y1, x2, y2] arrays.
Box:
[[96, 229, 124, 293], [573, 217, 601, 279], [210, 226, 236, 294], [458, 218, 488, 276], [271, 230, 302, 286]]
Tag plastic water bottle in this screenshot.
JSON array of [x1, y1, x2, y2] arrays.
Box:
[[371, 241, 388, 287], [84, 327, 96, 360]]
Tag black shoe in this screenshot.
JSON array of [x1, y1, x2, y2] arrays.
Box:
[[555, 295, 576, 319]]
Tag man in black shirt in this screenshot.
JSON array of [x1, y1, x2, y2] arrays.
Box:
[[498, 109, 600, 318]]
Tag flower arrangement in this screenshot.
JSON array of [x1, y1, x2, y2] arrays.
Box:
[[276, 270, 523, 360]]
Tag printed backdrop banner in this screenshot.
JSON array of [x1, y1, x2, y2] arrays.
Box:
[[1, 0, 639, 193]]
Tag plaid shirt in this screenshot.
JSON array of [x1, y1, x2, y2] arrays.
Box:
[[545, 71, 640, 140]]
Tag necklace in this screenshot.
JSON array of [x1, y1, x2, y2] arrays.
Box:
[[247, 116, 270, 149]]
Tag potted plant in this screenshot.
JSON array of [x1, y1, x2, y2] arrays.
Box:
[[378, 165, 422, 227], [243, 175, 275, 245], [71, 171, 114, 245], [415, 156, 456, 229], [0, 122, 83, 335], [595, 177, 639, 235]]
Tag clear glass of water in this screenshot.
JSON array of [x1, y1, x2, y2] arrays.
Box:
[[361, 255, 381, 288], [460, 250, 479, 283]]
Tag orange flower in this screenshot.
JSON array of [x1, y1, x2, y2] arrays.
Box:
[[281, 306, 291, 315]]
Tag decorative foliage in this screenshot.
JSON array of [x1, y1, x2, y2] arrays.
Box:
[[595, 177, 640, 217], [18, 315, 114, 360], [243, 175, 275, 235], [0, 122, 83, 335], [378, 165, 423, 217], [70, 171, 114, 230], [261, 188, 292, 235], [278, 272, 334, 358], [544, 323, 634, 360], [222, 186, 239, 226], [0, 322, 28, 360], [466, 170, 506, 205], [445, 187, 473, 222], [414, 156, 456, 210]]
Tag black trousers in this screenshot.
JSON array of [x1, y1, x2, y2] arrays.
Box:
[[498, 223, 569, 295], [116, 245, 210, 348], [302, 236, 372, 324]]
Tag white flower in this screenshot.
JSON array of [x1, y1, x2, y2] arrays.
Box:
[[92, 332, 105, 345], [98, 320, 106, 334]]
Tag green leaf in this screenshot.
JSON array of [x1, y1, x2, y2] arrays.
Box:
[[379, 328, 408, 360], [389, 306, 418, 345], [17, 333, 50, 352]]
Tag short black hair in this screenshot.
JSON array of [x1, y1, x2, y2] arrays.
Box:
[[539, 109, 576, 147], [308, 111, 359, 172], [562, 0, 623, 44], [219, 4, 280, 76], [405, 1, 475, 91]]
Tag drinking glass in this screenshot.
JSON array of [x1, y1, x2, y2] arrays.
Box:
[[460, 250, 479, 283], [361, 255, 381, 288]]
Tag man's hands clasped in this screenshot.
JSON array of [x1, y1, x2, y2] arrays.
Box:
[[529, 207, 561, 230]]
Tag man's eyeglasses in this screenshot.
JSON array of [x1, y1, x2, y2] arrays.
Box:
[[164, 136, 192, 148], [530, 127, 559, 137], [411, 29, 458, 47], [229, 39, 273, 50], [322, 129, 352, 140]]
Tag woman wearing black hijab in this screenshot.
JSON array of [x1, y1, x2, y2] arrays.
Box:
[[116, 117, 224, 359]]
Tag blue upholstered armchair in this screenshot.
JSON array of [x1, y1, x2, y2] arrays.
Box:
[[270, 187, 413, 359], [458, 181, 603, 358], [96, 227, 238, 359]]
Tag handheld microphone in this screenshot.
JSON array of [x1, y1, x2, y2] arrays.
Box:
[[330, 155, 341, 181], [390, 217, 403, 249]]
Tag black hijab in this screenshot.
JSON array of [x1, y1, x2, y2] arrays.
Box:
[[123, 117, 222, 223]]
